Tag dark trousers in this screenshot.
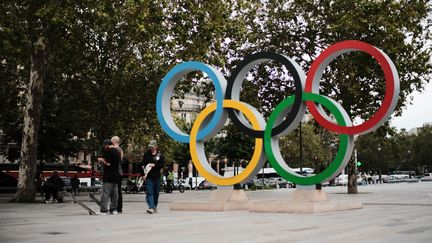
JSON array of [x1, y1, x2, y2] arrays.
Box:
[[72, 187, 79, 196], [166, 179, 173, 192], [117, 180, 123, 212], [44, 186, 59, 201]]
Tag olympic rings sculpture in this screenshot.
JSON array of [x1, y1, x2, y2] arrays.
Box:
[[156, 40, 400, 186]]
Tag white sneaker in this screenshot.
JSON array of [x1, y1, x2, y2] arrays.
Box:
[[146, 208, 154, 214], [98, 211, 108, 215], [110, 210, 118, 215]]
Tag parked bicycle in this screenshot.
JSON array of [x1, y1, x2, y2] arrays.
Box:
[[124, 177, 146, 194], [161, 179, 185, 193]]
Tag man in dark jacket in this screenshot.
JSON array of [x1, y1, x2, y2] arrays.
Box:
[[111, 136, 124, 213], [142, 139, 164, 214], [44, 170, 64, 203], [98, 139, 121, 214], [71, 175, 80, 196]]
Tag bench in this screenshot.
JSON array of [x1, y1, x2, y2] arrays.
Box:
[[78, 186, 101, 193]]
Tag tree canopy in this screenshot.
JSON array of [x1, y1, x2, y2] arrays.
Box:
[[1, 0, 431, 200]]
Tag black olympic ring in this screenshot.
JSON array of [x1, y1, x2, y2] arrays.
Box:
[[226, 52, 305, 138]]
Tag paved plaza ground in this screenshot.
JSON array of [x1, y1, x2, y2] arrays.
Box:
[[0, 182, 431, 243]]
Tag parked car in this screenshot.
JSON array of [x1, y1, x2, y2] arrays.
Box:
[[241, 179, 255, 189], [389, 174, 409, 180], [267, 177, 290, 188], [420, 173, 432, 182], [183, 177, 206, 189], [381, 175, 390, 183], [387, 174, 409, 183], [335, 174, 363, 186], [197, 180, 217, 190]]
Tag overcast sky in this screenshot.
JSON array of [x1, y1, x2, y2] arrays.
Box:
[[390, 81, 432, 131]]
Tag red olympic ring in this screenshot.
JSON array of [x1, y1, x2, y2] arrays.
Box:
[[305, 40, 399, 135]]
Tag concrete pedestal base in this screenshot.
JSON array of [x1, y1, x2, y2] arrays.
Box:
[[170, 189, 250, 211], [250, 189, 362, 213]]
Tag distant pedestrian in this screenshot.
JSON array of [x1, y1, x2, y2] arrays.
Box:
[[71, 175, 80, 196], [361, 173, 367, 186], [367, 174, 373, 184], [142, 139, 164, 214], [314, 157, 325, 190], [166, 169, 174, 193], [111, 136, 124, 213], [98, 139, 121, 214], [372, 174, 379, 184], [34, 172, 44, 196]]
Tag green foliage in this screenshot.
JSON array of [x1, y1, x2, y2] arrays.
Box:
[[279, 121, 336, 171], [292, 1, 429, 113], [355, 124, 432, 174], [169, 118, 191, 167], [0, 0, 431, 170], [0, 0, 31, 154], [412, 124, 432, 172], [212, 124, 255, 166], [0, 0, 252, 161]]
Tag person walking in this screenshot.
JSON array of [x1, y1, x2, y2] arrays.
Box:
[[71, 175, 80, 196], [111, 136, 124, 213], [166, 169, 174, 193], [98, 139, 121, 215], [142, 140, 164, 214]]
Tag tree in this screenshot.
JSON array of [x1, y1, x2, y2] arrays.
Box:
[[279, 121, 335, 171], [2, 1, 431, 200], [213, 123, 255, 167], [356, 129, 394, 174], [387, 128, 414, 172], [2, 0, 254, 201], [412, 124, 432, 173], [258, 0, 432, 193], [14, 0, 51, 202], [0, 1, 30, 159]]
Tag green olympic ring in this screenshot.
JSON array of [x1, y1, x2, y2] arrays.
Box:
[[264, 92, 354, 185]]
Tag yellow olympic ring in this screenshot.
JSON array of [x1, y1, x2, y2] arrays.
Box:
[[190, 100, 265, 186]]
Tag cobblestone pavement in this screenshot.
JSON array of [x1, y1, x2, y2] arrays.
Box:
[[0, 182, 431, 243]]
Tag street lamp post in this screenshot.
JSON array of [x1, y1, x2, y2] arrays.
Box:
[[91, 152, 96, 186], [377, 146, 381, 165], [233, 160, 241, 190], [299, 123, 303, 174], [64, 155, 69, 177], [377, 146, 382, 184], [90, 133, 97, 187], [407, 149, 411, 178]]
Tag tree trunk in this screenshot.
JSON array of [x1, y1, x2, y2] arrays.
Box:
[[347, 159, 358, 194], [14, 36, 47, 202]]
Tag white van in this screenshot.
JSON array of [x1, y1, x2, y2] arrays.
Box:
[[336, 174, 363, 185], [389, 174, 409, 180], [79, 177, 102, 187], [182, 177, 206, 189]]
